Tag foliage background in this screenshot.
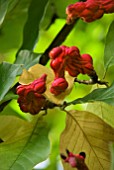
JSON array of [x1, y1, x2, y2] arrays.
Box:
[[0, 0, 114, 169]]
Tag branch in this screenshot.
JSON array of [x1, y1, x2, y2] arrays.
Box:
[[75, 78, 109, 87]]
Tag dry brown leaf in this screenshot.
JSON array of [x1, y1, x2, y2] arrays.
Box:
[[19, 64, 74, 104], [60, 110, 114, 170]]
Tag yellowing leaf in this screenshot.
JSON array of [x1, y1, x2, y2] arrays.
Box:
[[86, 101, 114, 128], [60, 110, 114, 170], [19, 64, 74, 104], [19, 69, 35, 85]]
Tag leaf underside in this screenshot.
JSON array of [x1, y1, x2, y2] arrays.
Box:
[[60, 110, 114, 170]]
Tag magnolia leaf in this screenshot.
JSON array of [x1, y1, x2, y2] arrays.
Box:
[[39, 1, 55, 30], [86, 102, 114, 128], [0, 62, 22, 101], [15, 50, 41, 70], [0, 0, 9, 26], [19, 64, 74, 104], [0, 113, 50, 170], [0, 91, 18, 105], [19, 0, 48, 51], [111, 143, 114, 170], [60, 110, 114, 170], [70, 82, 114, 106], [104, 21, 114, 71]]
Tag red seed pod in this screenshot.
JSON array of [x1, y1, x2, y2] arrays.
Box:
[[101, 0, 114, 13], [50, 78, 68, 95], [33, 74, 47, 93], [16, 74, 47, 115], [61, 150, 88, 170], [66, 2, 86, 23], [49, 46, 63, 59], [66, 0, 114, 23], [49, 45, 95, 95], [18, 92, 46, 115]]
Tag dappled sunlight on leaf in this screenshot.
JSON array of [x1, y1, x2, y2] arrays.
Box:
[[60, 110, 114, 170]]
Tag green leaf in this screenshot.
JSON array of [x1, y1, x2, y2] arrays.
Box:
[[0, 0, 31, 62], [7, 0, 19, 13], [70, 82, 114, 106], [19, 0, 48, 51], [0, 62, 22, 101], [60, 110, 114, 170], [0, 91, 18, 105], [0, 113, 50, 170], [39, 1, 55, 30], [0, 0, 9, 26], [104, 21, 114, 71], [15, 50, 41, 70]]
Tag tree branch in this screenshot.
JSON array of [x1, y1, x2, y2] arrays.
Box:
[[75, 78, 108, 87]]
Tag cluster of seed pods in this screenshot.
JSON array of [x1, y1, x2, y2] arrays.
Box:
[[16, 74, 47, 115], [49, 45, 95, 95], [66, 0, 114, 23], [16, 45, 96, 114]]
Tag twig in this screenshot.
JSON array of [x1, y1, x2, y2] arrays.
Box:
[[75, 78, 109, 87]]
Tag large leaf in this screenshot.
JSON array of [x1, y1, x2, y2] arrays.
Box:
[[39, 1, 55, 30], [0, 0, 9, 26], [0, 113, 50, 170], [15, 50, 41, 71], [86, 102, 114, 128], [69, 82, 114, 107], [19, 64, 74, 104], [0, 62, 22, 101], [0, 0, 32, 64], [60, 110, 114, 170], [18, 0, 48, 51], [111, 143, 114, 170], [104, 21, 114, 71]]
